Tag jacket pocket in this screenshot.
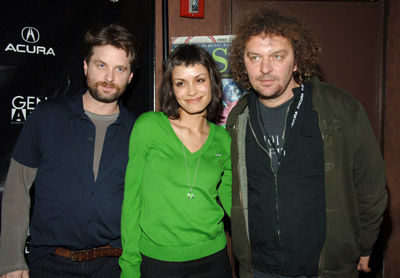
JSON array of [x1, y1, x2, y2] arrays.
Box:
[[323, 208, 360, 273]]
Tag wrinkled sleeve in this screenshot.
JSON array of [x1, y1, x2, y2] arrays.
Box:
[[0, 159, 36, 275], [119, 116, 149, 278], [218, 136, 232, 217], [353, 105, 387, 256]]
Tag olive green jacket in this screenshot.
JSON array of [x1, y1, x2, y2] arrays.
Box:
[[226, 77, 387, 278]]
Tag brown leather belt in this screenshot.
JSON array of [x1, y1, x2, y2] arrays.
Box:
[[54, 245, 122, 262]]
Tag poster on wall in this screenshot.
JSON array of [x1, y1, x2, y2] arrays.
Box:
[[171, 35, 245, 126], [0, 0, 155, 214]]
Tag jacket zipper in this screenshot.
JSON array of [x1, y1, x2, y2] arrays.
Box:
[[248, 102, 292, 269]]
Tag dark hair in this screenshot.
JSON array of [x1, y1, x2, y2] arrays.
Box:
[[84, 23, 139, 72], [230, 5, 321, 89], [159, 44, 223, 124]]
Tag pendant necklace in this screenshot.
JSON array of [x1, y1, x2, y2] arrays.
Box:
[[179, 121, 206, 199]]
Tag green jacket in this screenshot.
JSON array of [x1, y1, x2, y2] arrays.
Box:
[[226, 77, 387, 278]]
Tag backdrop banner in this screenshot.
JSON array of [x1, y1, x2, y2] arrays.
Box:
[[0, 0, 155, 219]]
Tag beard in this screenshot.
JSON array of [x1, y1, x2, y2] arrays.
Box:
[[86, 78, 124, 104], [255, 74, 293, 100], [257, 85, 285, 100]]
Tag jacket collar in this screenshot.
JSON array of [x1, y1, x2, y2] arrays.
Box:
[[234, 91, 252, 114], [310, 76, 322, 108]]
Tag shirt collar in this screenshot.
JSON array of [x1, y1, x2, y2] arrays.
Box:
[[66, 89, 135, 130]]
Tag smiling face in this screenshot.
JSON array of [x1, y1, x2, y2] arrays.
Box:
[[84, 44, 133, 104], [172, 64, 212, 117], [244, 34, 299, 107]]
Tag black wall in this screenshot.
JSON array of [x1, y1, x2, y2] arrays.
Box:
[[0, 0, 155, 223]]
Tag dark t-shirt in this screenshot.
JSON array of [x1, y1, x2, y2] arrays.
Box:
[[259, 98, 293, 173]]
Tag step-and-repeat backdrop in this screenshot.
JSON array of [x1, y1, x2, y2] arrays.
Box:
[[0, 0, 155, 215]]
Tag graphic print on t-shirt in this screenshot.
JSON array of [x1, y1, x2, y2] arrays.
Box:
[[259, 99, 292, 173]]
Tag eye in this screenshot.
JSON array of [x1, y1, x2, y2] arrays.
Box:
[[197, 78, 205, 83], [250, 55, 260, 61], [117, 67, 125, 73], [97, 63, 105, 68], [174, 81, 184, 87]]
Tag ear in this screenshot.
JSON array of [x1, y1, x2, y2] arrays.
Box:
[[293, 60, 298, 72], [128, 72, 134, 84], [83, 59, 88, 76]]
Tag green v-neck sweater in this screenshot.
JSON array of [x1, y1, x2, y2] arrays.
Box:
[[119, 112, 232, 278]]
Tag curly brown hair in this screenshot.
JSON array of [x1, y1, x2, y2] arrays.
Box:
[[159, 44, 223, 124], [230, 5, 321, 89]]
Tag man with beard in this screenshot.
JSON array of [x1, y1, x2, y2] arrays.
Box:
[[226, 6, 387, 278], [0, 24, 138, 278]]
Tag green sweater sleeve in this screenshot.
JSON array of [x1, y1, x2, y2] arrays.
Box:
[[119, 114, 148, 278], [217, 135, 232, 217]]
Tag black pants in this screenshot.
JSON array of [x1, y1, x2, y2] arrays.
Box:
[[140, 247, 233, 278], [28, 254, 120, 278], [253, 269, 318, 278]]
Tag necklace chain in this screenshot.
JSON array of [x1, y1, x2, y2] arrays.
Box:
[[179, 121, 206, 199]]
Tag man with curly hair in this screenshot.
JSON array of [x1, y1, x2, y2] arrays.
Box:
[[226, 6, 387, 278]]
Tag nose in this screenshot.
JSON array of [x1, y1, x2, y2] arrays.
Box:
[[187, 83, 197, 96], [260, 58, 272, 74], [105, 69, 114, 82]]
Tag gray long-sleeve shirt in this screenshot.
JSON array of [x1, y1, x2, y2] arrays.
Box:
[[0, 159, 36, 274]]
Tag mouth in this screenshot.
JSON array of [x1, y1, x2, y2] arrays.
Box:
[[101, 86, 115, 91], [185, 97, 202, 103], [98, 82, 117, 92], [258, 79, 277, 86]]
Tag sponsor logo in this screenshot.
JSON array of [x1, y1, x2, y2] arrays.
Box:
[[11, 95, 47, 124], [21, 27, 40, 43], [4, 27, 55, 56]]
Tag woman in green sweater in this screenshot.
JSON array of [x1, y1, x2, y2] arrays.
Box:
[[119, 44, 232, 277]]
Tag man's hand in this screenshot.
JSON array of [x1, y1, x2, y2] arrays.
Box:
[[357, 256, 371, 273], [0, 270, 29, 278]]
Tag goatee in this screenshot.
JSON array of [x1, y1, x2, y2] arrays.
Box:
[[87, 81, 123, 104]]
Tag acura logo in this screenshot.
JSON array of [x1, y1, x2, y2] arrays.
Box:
[[5, 26, 54, 56], [21, 27, 40, 43]]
